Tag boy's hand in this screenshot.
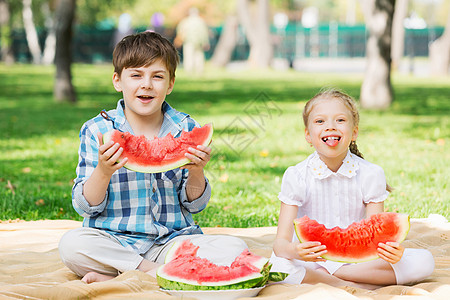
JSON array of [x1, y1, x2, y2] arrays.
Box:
[[97, 132, 128, 177], [377, 242, 404, 264], [181, 145, 211, 173], [295, 241, 327, 262]]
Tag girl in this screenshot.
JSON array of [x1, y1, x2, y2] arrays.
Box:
[[270, 88, 434, 289]]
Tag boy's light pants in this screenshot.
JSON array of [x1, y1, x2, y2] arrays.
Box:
[[59, 227, 248, 277]]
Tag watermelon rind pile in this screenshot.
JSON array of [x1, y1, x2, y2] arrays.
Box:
[[157, 239, 277, 291]]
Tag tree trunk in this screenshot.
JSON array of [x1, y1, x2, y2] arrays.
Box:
[[211, 15, 238, 67], [360, 0, 395, 110], [42, 2, 56, 65], [391, 0, 409, 70], [429, 8, 450, 75], [237, 0, 273, 68], [0, 0, 14, 64], [22, 0, 42, 64], [54, 0, 76, 102]]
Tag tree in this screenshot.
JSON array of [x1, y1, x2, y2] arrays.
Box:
[[391, 0, 409, 70], [54, 0, 76, 102], [429, 8, 450, 75], [22, 0, 41, 64], [210, 15, 239, 67], [360, 0, 395, 109], [236, 0, 273, 68], [0, 0, 14, 64]]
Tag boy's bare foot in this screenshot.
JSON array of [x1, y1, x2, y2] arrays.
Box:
[[81, 271, 115, 284]]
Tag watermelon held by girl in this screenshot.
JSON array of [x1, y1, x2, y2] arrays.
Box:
[[157, 239, 275, 290], [103, 123, 213, 173], [294, 212, 410, 263]]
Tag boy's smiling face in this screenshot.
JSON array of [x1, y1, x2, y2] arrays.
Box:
[[112, 59, 174, 121]]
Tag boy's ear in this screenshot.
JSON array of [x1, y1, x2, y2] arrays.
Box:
[[166, 77, 175, 95], [112, 72, 122, 92]]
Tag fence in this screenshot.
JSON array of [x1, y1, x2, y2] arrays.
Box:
[[7, 24, 445, 64]]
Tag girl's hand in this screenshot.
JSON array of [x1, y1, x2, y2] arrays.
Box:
[[97, 132, 128, 177], [377, 242, 405, 264], [181, 145, 211, 172], [295, 241, 327, 262]]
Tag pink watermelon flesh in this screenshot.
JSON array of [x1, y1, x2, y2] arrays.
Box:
[[157, 239, 270, 290], [294, 212, 410, 263], [103, 123, 213, 173]]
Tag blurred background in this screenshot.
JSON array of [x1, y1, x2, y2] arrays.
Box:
[[1, 0, 449, 105], [1, 0, 448, 70], [0, 0, 448, 224]]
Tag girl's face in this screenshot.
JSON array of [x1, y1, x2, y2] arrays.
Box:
[[305, 98, 358, 170]]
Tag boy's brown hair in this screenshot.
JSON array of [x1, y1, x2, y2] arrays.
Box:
[[112, 31, 179, 80]]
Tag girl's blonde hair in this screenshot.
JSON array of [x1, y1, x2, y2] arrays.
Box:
[[303, 88, 393, 192]]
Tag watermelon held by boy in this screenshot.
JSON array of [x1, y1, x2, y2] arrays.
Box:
[[103, 123, 213, 173], [294, 212, 410, 263], [157, 239, 274, 290]]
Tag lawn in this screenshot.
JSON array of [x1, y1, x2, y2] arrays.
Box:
[[0, 63, 448, 227]]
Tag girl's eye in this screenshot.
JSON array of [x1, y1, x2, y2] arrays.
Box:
[[315, 120, 324, 124], [337, 118, 346, 122]]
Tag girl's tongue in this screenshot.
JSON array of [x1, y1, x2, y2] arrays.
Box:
[[324, 136, 340, 147]]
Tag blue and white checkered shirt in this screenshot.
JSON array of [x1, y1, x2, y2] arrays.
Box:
[[72, 99, 211, 254]]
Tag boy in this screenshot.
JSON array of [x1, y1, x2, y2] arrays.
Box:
[[59, 31, 247, 284]]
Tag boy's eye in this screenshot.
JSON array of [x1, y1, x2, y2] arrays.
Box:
[[315, 119, 324, 124], [337, 118, 346, 122], [154, 75, 164, 79]]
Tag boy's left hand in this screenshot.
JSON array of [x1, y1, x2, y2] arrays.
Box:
[[377, 242, 405, 264], [181, 145, 211, 172]]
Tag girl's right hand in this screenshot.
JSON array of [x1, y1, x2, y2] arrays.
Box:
[[295, 241, 327, 262], [97, 132, 128, 176]]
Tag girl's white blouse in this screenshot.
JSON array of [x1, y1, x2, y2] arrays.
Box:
[[279, 151, 389, 238]]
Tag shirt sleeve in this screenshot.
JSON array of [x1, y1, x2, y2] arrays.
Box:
[[361, 163, 389, 204], [180, 176, 211, 213], [72, 123, 108, 217], [278, 166, 305, 207]]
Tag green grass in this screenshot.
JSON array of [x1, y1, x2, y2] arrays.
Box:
[[0, 63, 448, 226]]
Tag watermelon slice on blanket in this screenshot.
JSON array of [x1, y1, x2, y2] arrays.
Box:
[[103, 123, 213, 173], [294, 212, 410, 263], [157, 239, 272, 290]]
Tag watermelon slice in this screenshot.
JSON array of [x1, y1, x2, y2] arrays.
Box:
[[102, 123, 213, 173], [157, 239, 272, 290], [294, 212, 410, 263]]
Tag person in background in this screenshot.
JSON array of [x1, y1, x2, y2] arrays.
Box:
[[175, 7, 210, 75]]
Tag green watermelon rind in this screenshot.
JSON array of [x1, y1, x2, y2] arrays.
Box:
[[102, 124, 213, 173], [294, 213, 411, 264], [268, 271, 289, 282], [156, 271, 264, 291], [157, 240, 272, 291]]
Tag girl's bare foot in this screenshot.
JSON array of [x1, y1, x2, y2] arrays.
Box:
[[81, 271, 115, 284]]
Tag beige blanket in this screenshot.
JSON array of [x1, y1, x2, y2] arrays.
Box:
[[0, 216, 448, 300]]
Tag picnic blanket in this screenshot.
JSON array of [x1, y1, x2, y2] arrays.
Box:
[[0, 215, 449, 300]]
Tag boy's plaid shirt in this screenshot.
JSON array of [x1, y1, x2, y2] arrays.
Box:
[[72, 99, 210, 254]]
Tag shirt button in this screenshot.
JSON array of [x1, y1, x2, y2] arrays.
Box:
[[152, 187, 156, 193]]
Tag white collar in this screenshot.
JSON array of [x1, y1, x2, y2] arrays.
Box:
[[309, 151, 359, 179]]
